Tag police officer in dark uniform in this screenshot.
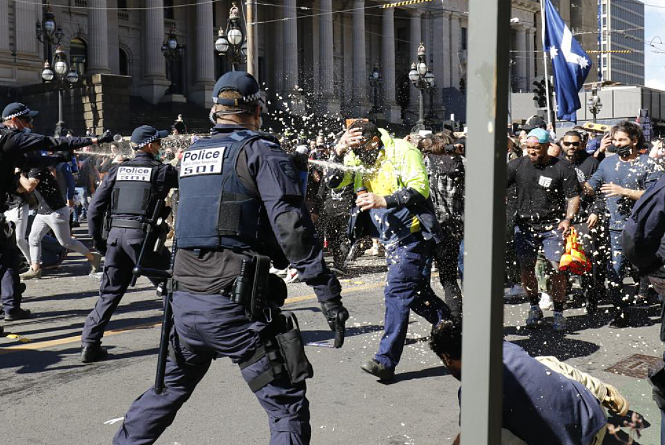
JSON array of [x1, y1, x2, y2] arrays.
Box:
[[0, 102, 111, 329], [113, 71, 349, 445], [81, 125, 179, 362]]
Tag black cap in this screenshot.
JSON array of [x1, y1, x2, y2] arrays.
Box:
[[130, 125, 168, 150], [522, 115, 547, 131], [212, 71, 261, 106], [2, 102, 38, 120]]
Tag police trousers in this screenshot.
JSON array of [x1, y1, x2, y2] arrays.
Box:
[[375, 234, 450, 370], [113, 291, 311, 445], [81, 227, 169, 346], [0, 241, 23, 315]]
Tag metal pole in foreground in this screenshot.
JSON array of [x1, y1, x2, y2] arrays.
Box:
[[460, 0, 510, 443], [55, 88, 65, 137], [245, 0, 255, 76]]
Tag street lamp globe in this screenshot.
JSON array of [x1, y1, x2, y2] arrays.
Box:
[[41, 62, 54, 82], [408, 63, 419, 82], [54, 59, 67, 75], [168, 35, 178, 50], [228, 27, 243, 46], [43, 16, 56, 35], [66, 68, 79, 84], [55, 27, 64, 43], [176, 45, 185, 57], [417, 60, 427, 76], [161, 43, 168, 55], [240, 40, 248, 57], [215, 29, 229, 54], [425, 69, 435, 87]]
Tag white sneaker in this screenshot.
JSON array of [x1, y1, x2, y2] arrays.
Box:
[[539, 292, 553, 311], [284, 268, 300, 284], [526, 306, 543, 328], [552, 311, 566, 332], [505, 284, 526, 299], [269, 266, 288, 277]]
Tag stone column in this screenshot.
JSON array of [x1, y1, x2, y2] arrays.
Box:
[[382, 7, 400, 123], [273, 10, 284, 95], [141, 0, 169, 104], [439, 12, 451, 88], [283, 0, 299, 94], [409, 10, 422, 113], [319, 0, 339, 112], [352, 0, 369, 113], [107, 0, 120, 73], [191, 0, 215, 107], [88, 0, 110, 73], [526, 28, 536, 89], [451, 14, 461, 91], [515, 26, 527, 92], [15, 0, 38, 55], [0, 1, 10, 53]]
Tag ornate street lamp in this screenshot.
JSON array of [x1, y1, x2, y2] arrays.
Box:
[[215, 3, 246, 71], [162, 28, 185, 95], [368, 63, 382, 116], [409, 43, 436, 132], [587, 85, 603, 123], [42, 46, 79, 136], [36, 4, 64, 62]]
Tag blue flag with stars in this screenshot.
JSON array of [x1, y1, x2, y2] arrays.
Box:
[[544, 0, 592, 122]]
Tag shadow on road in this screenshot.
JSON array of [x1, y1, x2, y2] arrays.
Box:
[[302, 324, 386, 343], [508, 335, 600, 361]]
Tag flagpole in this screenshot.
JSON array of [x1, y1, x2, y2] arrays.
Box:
[[540, 0, 556, 131]]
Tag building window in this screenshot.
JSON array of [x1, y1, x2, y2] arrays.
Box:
[[461, 27, 467, 51], [119, 48, 129, 76], [70, 38, 87, 75], [118, 0, 127, 8]]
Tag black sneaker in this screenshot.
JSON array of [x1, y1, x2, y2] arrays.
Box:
[[4, 308, 31, 321], [609, 311, 630, 328], [81, 345, 108, 363], [361, 359, 395, 382]]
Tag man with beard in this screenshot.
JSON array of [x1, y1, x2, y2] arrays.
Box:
[[326, 120, 449, 381], [561, 130, 607, 313], [585, 121, 662, 327], [508, 128, 581, 332]]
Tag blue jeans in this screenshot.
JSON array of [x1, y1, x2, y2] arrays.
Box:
[[375, 235, 450, 370], [607, 230, 628, 309]]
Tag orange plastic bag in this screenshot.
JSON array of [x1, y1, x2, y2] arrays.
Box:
[[559, 227, 592, 275]]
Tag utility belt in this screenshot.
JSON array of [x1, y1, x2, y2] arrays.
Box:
[[0, 215, 15, 249]]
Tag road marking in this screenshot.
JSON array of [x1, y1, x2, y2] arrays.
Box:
[[0, 281, 386, 355]]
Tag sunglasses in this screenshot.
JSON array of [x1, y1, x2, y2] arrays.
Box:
[[562, 141, 580, 146]]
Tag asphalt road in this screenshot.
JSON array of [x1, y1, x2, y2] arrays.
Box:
[[0, 227, 663, 444]]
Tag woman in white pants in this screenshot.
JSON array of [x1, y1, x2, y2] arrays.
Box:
[[4, 198, 31, 265], [19, 166, 101, 279]]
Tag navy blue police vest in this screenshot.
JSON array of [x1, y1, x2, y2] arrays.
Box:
[[111, 158, 160, 218], [175, 130, 270, 251]]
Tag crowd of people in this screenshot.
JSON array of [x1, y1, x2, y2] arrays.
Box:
[[1, 69, 664, 444]]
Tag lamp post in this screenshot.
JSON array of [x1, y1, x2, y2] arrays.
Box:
[[41, 46, 79, 136], [161, 28, 186, 94], [215, 3, 247, 71], [587, 85, 602, 123], [408, 43, 435, 132], [36, 3, 64, 61], [368, 63, 382, 116]]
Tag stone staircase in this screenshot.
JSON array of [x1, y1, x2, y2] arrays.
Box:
[[126, 97, 213, 136]]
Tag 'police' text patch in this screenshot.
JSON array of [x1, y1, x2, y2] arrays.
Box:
[[180, 147, 225, 177], [117, 166, 152, 182]]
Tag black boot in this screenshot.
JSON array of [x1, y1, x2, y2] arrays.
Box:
[[5, 308, 32, 322], [81, 344, 108, 363], [609, 309, 630, 328]]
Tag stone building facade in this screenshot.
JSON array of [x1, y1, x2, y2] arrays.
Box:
[[0, 0, 544, 127]]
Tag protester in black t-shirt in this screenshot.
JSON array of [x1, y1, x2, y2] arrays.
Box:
[[507, 128, 581, 332], [19, 166, 101, 279]]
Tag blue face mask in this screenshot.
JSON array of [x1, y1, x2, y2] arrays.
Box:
[[22, 128, 31, 134]]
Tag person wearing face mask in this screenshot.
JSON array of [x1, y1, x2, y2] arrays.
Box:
[[585, 121, 663, 328], [326, 120, 449, 382], [0, 102, 111, 324], [113, 72, 348, 445], [507, 128, 581, 332], [79, 125, 179, 362]]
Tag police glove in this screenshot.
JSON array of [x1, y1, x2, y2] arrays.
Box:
[[94, 239, 107, 256], [320, 297, 349, 348], [97, 130, 114, 144]]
